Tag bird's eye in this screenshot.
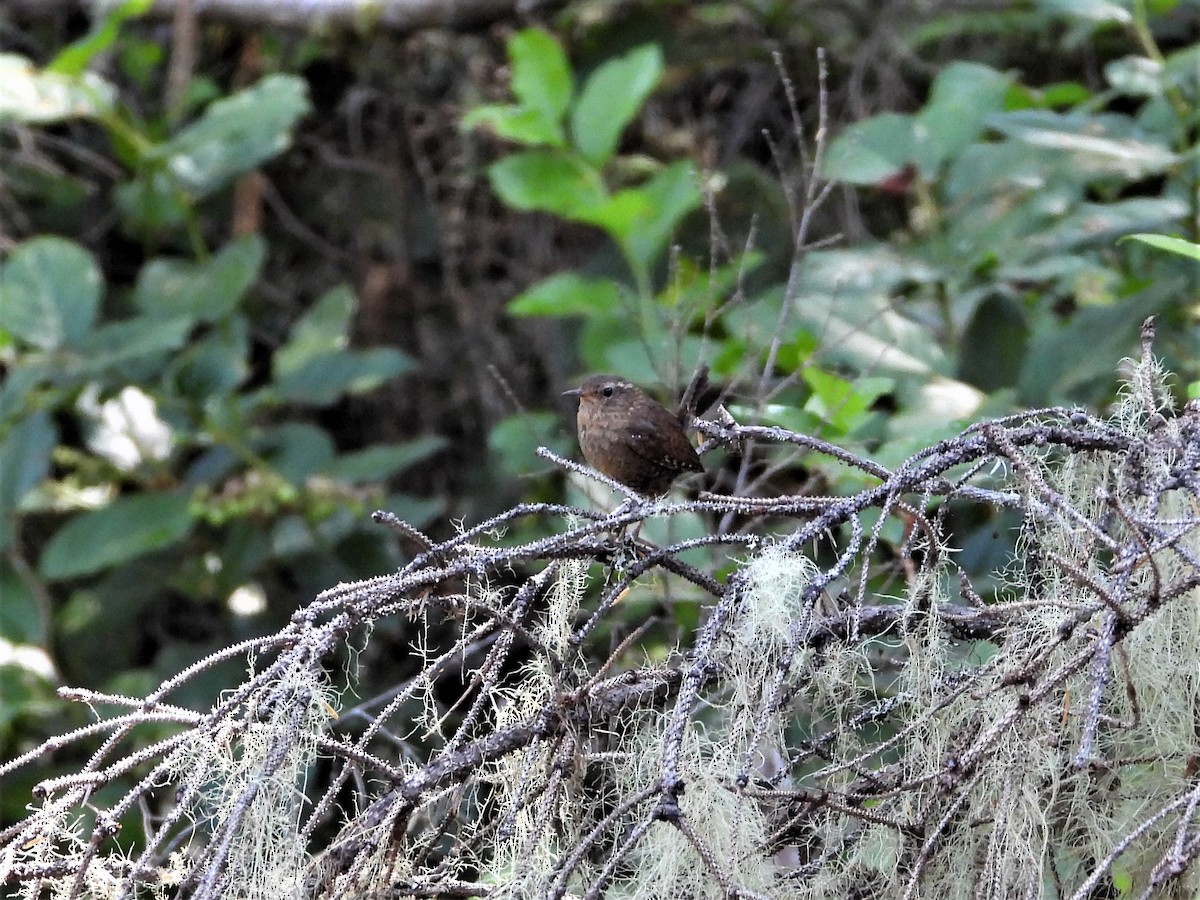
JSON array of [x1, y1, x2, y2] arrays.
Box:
[[602, 386, 614, 398]]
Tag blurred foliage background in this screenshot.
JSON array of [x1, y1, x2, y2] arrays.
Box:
[[0, 0, 1197, 834]]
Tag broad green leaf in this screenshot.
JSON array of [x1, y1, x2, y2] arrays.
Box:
[[803, 370, 892, 435], [271, 284, 413, 405], [576, 190, 651, 242], [462, 29, 570, 146], [1007, 80, 1092, 110], [259, 423, 335, 483], [1163, 45, 1200, 91], [0, 411, 57, 551], [914, 62, 1011, 173], [821, 113, 917, 184], [73, 316, 194, 375], [48, 0, 154, 76], [159, 74, 310, 197], [56, 559, 179, 680], [1104, 56, 1164, 97], [118, 38, 164, 88], [133, 235, 265, 322], [508, 273, 623, 317], [959, 294, 1031, 391], [0, 364, 48, 424], [596, 160, 700, 277], [987, 110, 1178, 179], [799, 245, 939, 296], [489, 411, 572, 479], [273, 285, 355, 378], [462, 104, 564, 147], [939, 142, 1084, 272], [1033, 198, 1189, 252], [1018, 285, 1173, 405], [0, 558, 44, 643], [113, 172, 190, 233], [0, 667, 58, 736], [739, 249, 944, 378], [487, 150, 606, 217], [1121, 233, 1200, 262], [0, 53, 116, 123], [571, 44, 663, 166], [1037, 0, 1131, 23], [0, 237, 102, 350], [509, 28, 572, 131], [171, 318, 251, 399], [595, 334, 709, 390], [274, 348, 413, 406], [660, 253, 764, 310], [40, 492, 194, 580], [325, 437, 448, 483]]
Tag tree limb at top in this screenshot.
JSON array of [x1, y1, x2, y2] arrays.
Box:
[[5, 0, 549, 33]]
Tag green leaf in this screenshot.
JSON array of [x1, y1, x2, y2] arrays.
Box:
[[939, 142, 1083, 271], [0, 411, 57, 551], [259, 423, 335, 483], [462, 27, 571, 144], [133, 235, 265, 322], [0, 558, 44, 643], [118, 38, 164, 89], [577, 190, 651, 243], [509, 29, 573, 121], [462, 28, 572, 146], [914, 62, 1011, 174], [0, 237, 102, 350], [0, 666, 57, 736], [0, 53, 116, 123], [1018, 285, 1172, 405], [271, 285, 414, 405], [821, 113, 917, 185], [741, 249, 945, 378], [158, 74, 310, 197], [1033, 198, 1189, 252], [171, 319, 251, 399], [325, 437, 448, 483], [803, 370, 892, 435], [1121, 233, 1200, 262], [73, 316, 194, 375], [594, 160, 700, 277], [489, 411, 571, 479], [40, 492, 194, 580], [508, 273, 623, 317], [275, 348, 413, 406], [594, 334, 710, 389], [987, 110, 1178, 179], [660, 253, 764, 310], [571, 44, 663, 166], [113, 172, 190, 233], [1104, 56, 1165, 97], [1037, 0, 1132, 24], [462, 104, 565, 147], [487, 150, 606, 217], [273, 285, 355, 377], [48, 0, 154, 76], [958, 293, 1031, 391], [0, 364, 48, 425]]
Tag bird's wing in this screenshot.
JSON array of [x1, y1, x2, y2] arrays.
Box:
[[627, 407, 702, 472]]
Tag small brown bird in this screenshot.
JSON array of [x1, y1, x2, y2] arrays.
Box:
[[563, 374, 703, 496]]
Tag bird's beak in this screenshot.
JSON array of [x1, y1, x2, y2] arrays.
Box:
[[562, 388, 582, 398]]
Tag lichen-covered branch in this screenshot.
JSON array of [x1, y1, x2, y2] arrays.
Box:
[[2, 325, 1199, 899]]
